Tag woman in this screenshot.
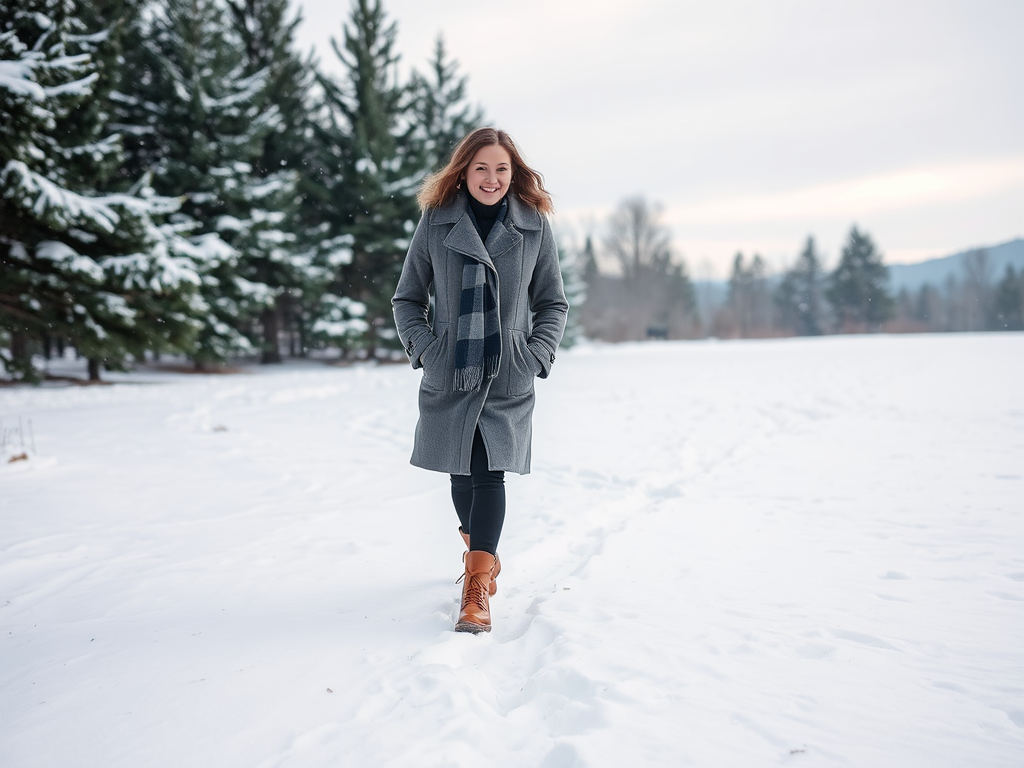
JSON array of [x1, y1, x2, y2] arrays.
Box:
[[392, 127, 568, 634]]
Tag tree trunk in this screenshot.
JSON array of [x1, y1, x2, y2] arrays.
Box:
[[261, 305, 281, 364], [87, 358, 101, 382], [11, 331, 29, 366]]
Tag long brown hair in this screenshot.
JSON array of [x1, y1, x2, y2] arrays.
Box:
[[418, 127, 554, 215]]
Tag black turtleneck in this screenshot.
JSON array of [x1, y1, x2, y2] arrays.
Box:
[[467, 194, 505, 243]]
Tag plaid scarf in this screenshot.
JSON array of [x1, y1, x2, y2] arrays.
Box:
[[453, 258, 501, 391], [453, 204, 504, 392]]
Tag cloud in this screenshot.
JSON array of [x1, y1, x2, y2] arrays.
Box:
[[667, 156, 1024, 225]]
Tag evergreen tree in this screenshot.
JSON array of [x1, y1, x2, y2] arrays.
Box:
[[116, 0, 283, 367], [913, 283, 941, 328], [556, 238, 586, 347], [992, 265, 1024, 330], [775, 236, 826, 336], [302, 74, 364, 355], [727, 253, 753, 336], [408, 35, 483, 173], [826, 226, 893, 332], [317, 0, 421, 358], [960, 248, 993, 332], [226, 0, 320, 362], [1, 0, 201, 381], [662, 257, 698, 337], [579, 235, 598, 285]]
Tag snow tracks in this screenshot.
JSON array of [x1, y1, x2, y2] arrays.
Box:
[[2, 335, 1023, 767]]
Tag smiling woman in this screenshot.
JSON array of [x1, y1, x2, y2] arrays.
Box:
[[393, 127, 567, 634]]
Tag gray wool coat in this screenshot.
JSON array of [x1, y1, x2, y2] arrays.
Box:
[[392, 191, 568, 475]]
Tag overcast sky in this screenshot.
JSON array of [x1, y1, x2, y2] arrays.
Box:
[[294, 0, 1023, 277]]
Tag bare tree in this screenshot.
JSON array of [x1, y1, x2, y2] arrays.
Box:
[[604, 197, 672, 286], [595, 197, 696, 340]]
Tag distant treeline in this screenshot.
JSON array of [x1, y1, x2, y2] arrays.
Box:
[[2, 0, 485, 381], [572, 197, 1024, 342]]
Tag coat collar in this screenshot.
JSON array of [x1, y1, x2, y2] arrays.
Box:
[[436, 191, 541, 264], [433, 190, 543, 231]]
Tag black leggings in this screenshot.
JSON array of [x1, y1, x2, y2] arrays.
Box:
[[449, 429, 505, 555]]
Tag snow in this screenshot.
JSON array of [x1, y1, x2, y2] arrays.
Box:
[[2, 333, 1022, 767], [35, 240, 104, 281], [216, 215, 245, 232], [180, 232, 238, 265], [0, 58, 46, 100], [43, 70, 98, 98], [1, 160, 121, 232]]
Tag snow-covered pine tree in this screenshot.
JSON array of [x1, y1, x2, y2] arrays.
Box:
[[826, 226, 893, 332], [775, 236, 826, 336], [115, 0, 283, 368], [301, 82, 365, 356], [226, 0, 321, 363], [408, 35, 483, 173], [556, 237, 586, 348], [1, 0, 202, 382], [316, 0, 421, 358]]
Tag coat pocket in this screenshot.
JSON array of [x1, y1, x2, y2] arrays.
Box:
[[507, 329, 539, 396], [420, 325, 448, 391]]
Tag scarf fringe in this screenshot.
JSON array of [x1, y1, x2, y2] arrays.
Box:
[[454, 354, 500, 392]]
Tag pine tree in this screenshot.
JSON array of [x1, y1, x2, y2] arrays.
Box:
[[556, 238, 586, 347], [727, 253, 752, 337], [116, 0, 284, 368], [408, 35, 483, 173], [1, 0, 201, 381], [226, 0, 320, 363], [579, 235, 598, 285], [826, 226, 893, 332], [665, 258, 698, 337], [992, 265, 1024, 331], [775, 236, 826, 336], [302, 67, 364, 355], [314, 0, 421, 358]]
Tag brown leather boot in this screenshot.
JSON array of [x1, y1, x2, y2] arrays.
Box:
[[455, 551, 495, 633], [459, 527, 500, 596]]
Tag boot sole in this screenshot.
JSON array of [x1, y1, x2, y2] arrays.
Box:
[[454, 620, 491, 633]]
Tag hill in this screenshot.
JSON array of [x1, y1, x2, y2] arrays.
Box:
[[888, 238, 1024, 292]]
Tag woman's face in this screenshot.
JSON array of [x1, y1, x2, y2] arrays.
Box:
[[463, 144, 512, 205]]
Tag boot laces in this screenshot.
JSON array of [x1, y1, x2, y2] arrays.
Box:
[[462, 573, 488, 610]]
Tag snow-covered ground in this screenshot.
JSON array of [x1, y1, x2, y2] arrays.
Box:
[[2, 333, 1022, 768]]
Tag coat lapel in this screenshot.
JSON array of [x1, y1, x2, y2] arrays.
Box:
[[485, 219, 522, 259], [443, 213, 492, 267]]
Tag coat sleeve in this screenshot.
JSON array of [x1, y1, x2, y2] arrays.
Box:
[[526, 218, 569, 379], [392, 213, 437, 369]]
